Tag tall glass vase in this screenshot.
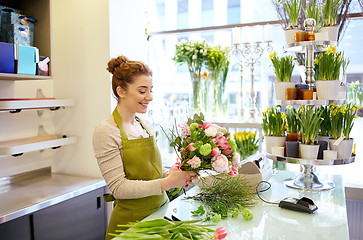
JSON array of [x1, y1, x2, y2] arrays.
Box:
[[211, 70, 228, 120], [190, 71, 202, 114]]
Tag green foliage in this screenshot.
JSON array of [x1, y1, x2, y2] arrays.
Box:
[[322, 0, 342, 26], [341, 103, 360, 139], [280, 0, 302, 28], [304, 1, 321, 30], [318, 105, 332, 136], [314, 46, 346, 81], [347, 81, 363, 107], [285, 106, 300, 133], [269, 51, 295, 82], [262, 105, 286, 136], [297, 105, 323, 145], [233, 131, 259, 159]]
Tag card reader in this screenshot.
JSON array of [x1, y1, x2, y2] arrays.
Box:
[[278, 197, 318, 214]]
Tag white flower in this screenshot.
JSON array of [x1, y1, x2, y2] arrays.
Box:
[[205, 125, 218, 137]]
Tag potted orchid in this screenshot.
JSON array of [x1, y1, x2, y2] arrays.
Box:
[[269, 51, 296, 100]]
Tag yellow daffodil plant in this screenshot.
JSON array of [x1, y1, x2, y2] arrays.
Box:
[[262, 105, 286, 136], [297, 105, 323, 145], [314, 46, 348, 81], [341, 103, 360, 139], [269, 51, 295, 82]]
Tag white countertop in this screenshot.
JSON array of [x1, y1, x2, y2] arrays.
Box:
[[144, 171, 349, 240]]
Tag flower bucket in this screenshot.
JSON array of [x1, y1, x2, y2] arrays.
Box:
[[264, 135, 286, 154], [319, 26, 339, 42], [300, 143, 319, 160], [284, 29, 299, 45], [274, 82, 296, 100], [329, 138, 354, 159], [315, 80, 340, 100]]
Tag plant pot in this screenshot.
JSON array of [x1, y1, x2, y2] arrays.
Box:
[[274, 82, 296, 100], [339, 84, 346, 100], [264, 135, 286, 154], [286, 132, 299, 141], [319, 25, 339, 42], [286, 87, 297, 100], [317, 141, 328, 159], [284, 29, 299, 45], [318, 135, 331, 149], [300, 143, 320, 160], [329, 138, 354, 159], [315, 80, 340, 100], [302, 89, 313, 100], [314, 31, 328, 41], [286, 141, 299, 158]]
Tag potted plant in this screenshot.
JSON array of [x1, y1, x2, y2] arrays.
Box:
[[284, 106, 300, 157], [234, 131, 259, 160], [278, 0, 302, 44], [331, 103, 360, 159], [262, 105, 286, 154], [314, 46, 346, 100], [172, 40, 210, 114], [297, 105, 323, 159], [269, 51, 296, 100], [320, 0, 341, 41]]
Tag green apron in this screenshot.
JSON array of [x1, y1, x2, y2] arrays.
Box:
[[103, 108, 168, 240]]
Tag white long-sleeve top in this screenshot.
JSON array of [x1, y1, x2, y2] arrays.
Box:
[[92, 116, 167, 199]]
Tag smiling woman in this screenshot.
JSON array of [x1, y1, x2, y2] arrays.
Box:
[[92, 55, 198, 240]]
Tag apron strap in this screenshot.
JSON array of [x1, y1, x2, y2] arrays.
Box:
[[103, 193, 116, 202], [112, 107, 128, 140], [135, 116, 152, 136]]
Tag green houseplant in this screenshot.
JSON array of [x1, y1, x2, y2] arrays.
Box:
[[314, 46, 347, 100], [262, 105, 286, 154], [269, 51, 296, 100], [297, 105, 323, 159], [284, 105, 300, 141]]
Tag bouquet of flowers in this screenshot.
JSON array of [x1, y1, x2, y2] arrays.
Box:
[[163, 113, 240, 175], [234, 131, 259, 160]]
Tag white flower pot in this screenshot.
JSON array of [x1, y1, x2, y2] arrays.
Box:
[[264, 135, 286, 154], [300, 143, 319, 160], [274, 82, 296, 100], [319, 26, 339, 42], [315, 80, 340, 100], [314, 31, 329, 41], [329, 138, 354, 159], [284, 29, 299, 45]]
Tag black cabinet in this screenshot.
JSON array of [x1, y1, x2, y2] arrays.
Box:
[[0, 214, 32, 240], [0, 187, 107, 240]]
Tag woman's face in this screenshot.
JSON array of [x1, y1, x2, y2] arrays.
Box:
[[119, 74, 153, 114]]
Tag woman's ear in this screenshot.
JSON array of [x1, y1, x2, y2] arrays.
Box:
[[116, 86, 126, 98]]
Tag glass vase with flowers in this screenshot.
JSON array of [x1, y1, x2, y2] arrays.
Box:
[[205, 45, 231, 120], [173, 40, 210, 114], [234, 131, 259, 160]]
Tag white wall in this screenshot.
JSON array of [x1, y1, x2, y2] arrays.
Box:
[[51, 0, 111, 177]]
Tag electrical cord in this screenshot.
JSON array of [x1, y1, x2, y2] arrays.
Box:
[[255, 180, 280, 205]]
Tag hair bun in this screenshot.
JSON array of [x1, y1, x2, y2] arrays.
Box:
[[107, 56, 129, 74]]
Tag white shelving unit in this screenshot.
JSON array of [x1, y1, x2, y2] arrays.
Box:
[[0, 73, 52, 81], [0, 135, 77, 157], [0, 99, 75, 113]]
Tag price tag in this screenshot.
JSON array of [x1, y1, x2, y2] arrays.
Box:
[[332, 136, 345, 146]]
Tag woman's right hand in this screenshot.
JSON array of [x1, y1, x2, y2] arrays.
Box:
[[161, 169, 198, 191]]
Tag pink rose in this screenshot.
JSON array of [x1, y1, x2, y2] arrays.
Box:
[[202, 122, 212, 130], [228, 166, 239, 176], [211, 154, 229, 172], [187, 155, 201, 168], [211, 146, 221, 156], [224, 148, 232, 155], [188, 143, 196, 151], [214, 227, 227, 240], [213, 136, 229, 149]]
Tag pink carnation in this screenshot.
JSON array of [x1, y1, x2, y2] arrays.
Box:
[[179, 123, 191, 138], [211, 154, 229, 172], [187, 156, 201, 168]]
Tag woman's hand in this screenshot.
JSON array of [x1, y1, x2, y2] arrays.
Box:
[[161, 168, 198, 191]]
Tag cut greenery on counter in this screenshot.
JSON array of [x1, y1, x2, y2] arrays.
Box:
[[110, 218, 227, 240], [191, 203, 253, 222]]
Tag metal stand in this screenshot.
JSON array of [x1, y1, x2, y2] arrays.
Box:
[[232, 41, 273, 122], [284, 164, 334, 191]]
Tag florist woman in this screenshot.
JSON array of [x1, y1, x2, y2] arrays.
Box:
[[93, 55, 197, 240]]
